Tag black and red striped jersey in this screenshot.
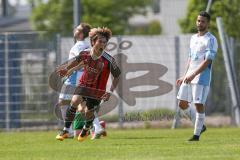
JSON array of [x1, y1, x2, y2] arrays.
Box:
[[75, 50, 121, 91]]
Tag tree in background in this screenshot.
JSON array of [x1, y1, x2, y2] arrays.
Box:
[[30, 0, 76, 36], [128, 20, 162, 35], [146, 20, 162, 35], [30, 0, 154, 36], [178, 0, 240, 115], [179, 0, 240, 40]]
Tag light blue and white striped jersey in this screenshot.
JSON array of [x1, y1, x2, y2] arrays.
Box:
[[64, 40, 89, 86], [186, 32, 218, 86]]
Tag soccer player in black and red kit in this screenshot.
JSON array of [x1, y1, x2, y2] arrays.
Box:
[[56, 27, 121, 142]]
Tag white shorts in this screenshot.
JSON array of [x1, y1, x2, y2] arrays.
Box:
[[59, 84, 76, 100], [59, 71, 82, 100], [177, 83, 209, 105], [59, 93, 73, 100]]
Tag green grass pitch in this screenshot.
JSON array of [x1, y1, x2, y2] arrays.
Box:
[[1, 128, 240, 160]]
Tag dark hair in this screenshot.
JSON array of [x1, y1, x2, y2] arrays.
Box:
[[76, 23, 92, 39], [199, 11, 211, 22]]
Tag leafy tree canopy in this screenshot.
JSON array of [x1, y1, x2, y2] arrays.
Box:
[[179, 0, 240, 41], [30, 0, 151, 36]]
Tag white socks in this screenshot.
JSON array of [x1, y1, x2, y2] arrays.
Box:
[[61, 105, 73, 133], [60, 105, 68, 121], [194, 113, 205, 136], [183, 105, 196, 125], [93, 112, 103, 133]]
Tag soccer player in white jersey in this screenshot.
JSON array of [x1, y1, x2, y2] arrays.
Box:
[[176, 11, 218, 141], [57, 23, 91, 138]]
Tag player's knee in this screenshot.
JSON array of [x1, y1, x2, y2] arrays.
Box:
[[71, 97, 82, 107], [195, 103, 204, 113], [178, 101, 189, 110], [70, 100, 79, 108], [72, 96, 83, 106]]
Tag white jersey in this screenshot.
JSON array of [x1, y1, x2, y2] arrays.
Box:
[[69, 40, 89, 59], [186, 32, 218, 86], [64, 40, 90, 86]]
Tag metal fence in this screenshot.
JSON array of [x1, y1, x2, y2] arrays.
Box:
[[0, 32, 58, 130]]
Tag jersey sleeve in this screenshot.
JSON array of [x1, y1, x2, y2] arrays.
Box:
[[188, 48, 191, 58], [205, 37, 218, 60], [70, 42, 88, 55], [110, 57, 121, 78]]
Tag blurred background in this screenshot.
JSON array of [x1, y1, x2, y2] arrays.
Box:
[[0, 0, 240, 131]]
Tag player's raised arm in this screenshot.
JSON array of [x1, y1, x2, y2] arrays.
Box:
[[110, 58, 121, 92], [56, 53, 84, 77]]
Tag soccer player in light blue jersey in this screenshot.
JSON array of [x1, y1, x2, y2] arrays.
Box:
[[176, 11, 218, 141], [57, 23, 92, 138]]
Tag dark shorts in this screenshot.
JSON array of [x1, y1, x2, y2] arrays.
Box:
[[82, 97, 101, 110], [74, 86, 106, 100]]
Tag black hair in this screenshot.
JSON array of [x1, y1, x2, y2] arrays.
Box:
[[199, 11, 211, 22]]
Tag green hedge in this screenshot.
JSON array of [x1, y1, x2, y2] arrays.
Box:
[[101, 108, 175, 122]]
